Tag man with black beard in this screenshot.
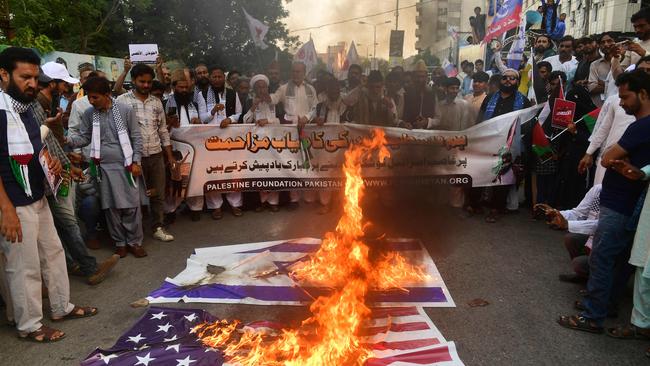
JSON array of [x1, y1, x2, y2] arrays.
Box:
[[343, 64, 363, 95], [471, 69, 530, 223], [533, 34, 557, 63], [164, 70, 201, 222], [0, 47, 97, 342], [197, 65, 244, 219], [193, 63, 210, 123], [402, 60, 439, 129]]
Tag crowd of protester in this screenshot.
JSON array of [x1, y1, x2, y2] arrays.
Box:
[[0, 4, 647, 359]]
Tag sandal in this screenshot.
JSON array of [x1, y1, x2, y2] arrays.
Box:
[[52, 305, 98, 322], [557, 315, 603, 334], [606, 324, 650, 340], [20, 325, 65, 343]]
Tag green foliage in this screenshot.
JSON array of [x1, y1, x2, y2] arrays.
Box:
[[3, 0, 296, 73], [9, 28, 54, 53]]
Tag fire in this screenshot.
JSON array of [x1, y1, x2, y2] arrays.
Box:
[[193, 129, 429, 365]]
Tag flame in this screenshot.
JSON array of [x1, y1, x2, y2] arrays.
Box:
[[194, 129, 430, 365]]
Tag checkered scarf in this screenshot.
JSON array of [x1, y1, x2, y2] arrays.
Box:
[[91, 99, 136, 186], [0, 91, 34, 197]]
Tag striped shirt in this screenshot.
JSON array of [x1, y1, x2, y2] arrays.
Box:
[[116, 91, 170, 157]]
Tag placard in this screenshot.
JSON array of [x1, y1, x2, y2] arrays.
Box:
[[128, 44, 159, 63], [551, 98, 576, 129]]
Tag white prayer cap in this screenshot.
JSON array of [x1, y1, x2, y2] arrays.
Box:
[[42, 61, 79, 84], [502, 68, 520, 78], [251, 74, 269, 88]]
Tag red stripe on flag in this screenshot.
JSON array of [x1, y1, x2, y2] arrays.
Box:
[[370, 307, 421, 319], [365, 345, 453, 365], [360, 322, 431, 336], [364, 338, 440, 351]]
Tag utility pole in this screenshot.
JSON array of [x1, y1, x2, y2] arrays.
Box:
[[395, 0, 400, 30]]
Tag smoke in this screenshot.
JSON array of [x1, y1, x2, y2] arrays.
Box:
[[284, 0, 418, 59]]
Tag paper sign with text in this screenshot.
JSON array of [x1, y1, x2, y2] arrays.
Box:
[[551, 98, 576, 129], [128, 44, 158, 63]]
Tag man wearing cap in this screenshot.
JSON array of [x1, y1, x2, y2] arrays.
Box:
[[244, 74, 282, 212], [402, 60, 439, 129], [0, 47, 98, 342]]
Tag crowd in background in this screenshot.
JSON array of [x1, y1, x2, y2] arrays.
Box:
[[0, 3, 648, 359]]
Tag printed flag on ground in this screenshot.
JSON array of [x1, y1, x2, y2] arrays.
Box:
[[582, 107, 601, 133], [242, 8, 269, 49], [147, 238, 455, 307], [531, 122, 552, 158], [81, 306, 465, 366]]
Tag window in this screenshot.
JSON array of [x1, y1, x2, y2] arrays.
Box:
[[438, 7, 448, 16]]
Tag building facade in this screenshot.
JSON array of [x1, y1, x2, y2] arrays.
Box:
[[415, 0, 486, 62], [522, 0, 644, 37]]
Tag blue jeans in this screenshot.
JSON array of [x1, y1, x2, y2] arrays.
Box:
[[79, 194, 101, 241], [581, 206, 635, 325], [47, 187, 97, 276]]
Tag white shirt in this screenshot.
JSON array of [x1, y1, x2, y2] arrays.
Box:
[[586, 95, 635, 155], [560, 184, 602, 249], [543, 55, 578, 75], [196, 87, 243, 125], [317, 98, 347, 123], [270, 81, 317, 123], [243, 102, 279, 124]]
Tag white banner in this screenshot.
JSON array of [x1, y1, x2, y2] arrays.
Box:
[[170, 106, 542, 198]]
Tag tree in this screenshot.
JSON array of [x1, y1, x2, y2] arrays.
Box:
[[2, 0, 297, 73]]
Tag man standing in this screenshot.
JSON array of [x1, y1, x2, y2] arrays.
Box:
[[270, 62, 317, 209], [116, 63, 174, 242], [473, 69, 530, 222], [436, 77, 472, 131], [403, 60, 439, 129], [464, 71, 489, 119], [533, 35, 557, 63], [385, 71, 405, 122], [550, 13, 567, 41], [544, 36, 578, 87], [573, 36, 600, 88], [460, 62, 474, 96], [199, 66, 244, 219], [0, 47, 97, 342], [559, 69, 650, 333], [344, 64, 363, 95], [588, 33, 616, 107], [68, 77, 145, 259], [351, 71, 397, 127]]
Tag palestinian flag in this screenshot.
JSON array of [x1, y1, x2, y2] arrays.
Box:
[[531, 122, 553, 158], [582, 108, 601, 134]]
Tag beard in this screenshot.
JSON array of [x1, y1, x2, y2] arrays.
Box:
[[534, 46, 547, 54], [175, 92, 193, 106], [197, 77, 209, 88], [499, 83, 517, 94], [6, 78, 36, 104], [623, 97, 641, 116]]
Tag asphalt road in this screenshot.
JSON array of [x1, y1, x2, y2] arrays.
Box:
[[0, 193, 646, 365]]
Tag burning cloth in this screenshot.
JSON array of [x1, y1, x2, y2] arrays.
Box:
[[81, 306, 465, 366], [146, 238, 455, 308]]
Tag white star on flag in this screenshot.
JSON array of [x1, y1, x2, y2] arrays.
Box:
[[127, 333, 146, 344], [135, 352, 156, 366], [184, 313, 198, 322], [157, 322, 173, 333], [176, 355, 197, 366], [150, 311, 167, 320], [164, 335, 178, 342], [98, 353, 118, 364], [166, 343, 181, 353], [242, 8, 269, 49]]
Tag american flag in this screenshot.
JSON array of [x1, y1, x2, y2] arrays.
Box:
[[81, 306, 464, 366], [146, 238, 455, 308]]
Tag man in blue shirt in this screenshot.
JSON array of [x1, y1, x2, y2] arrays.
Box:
[[0, 47, 97, 342], [558, 69, 650, 333], [550, 13, 567, 41]]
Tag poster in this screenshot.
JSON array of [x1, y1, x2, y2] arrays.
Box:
[[551, 98, 576, 129], [39, 146, 62, 198], [95, 55, 128, 82], [41, 51, 95, 78]]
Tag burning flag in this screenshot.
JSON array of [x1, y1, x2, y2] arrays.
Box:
[[81, 306, 464, 366], [341, 41, 360, 80], [243, 8, 269, 49]]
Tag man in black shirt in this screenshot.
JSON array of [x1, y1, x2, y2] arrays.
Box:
[[559, 70, 650, 333]]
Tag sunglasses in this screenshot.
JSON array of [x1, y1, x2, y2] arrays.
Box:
[[501, 75, 518, 81]]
